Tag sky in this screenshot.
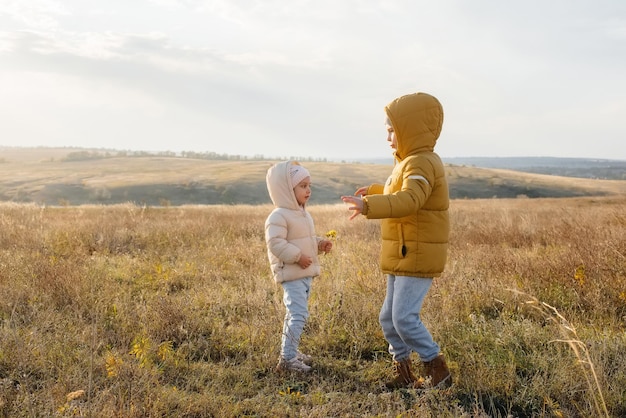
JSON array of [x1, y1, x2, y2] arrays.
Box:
[[1, 0, 625, 161]]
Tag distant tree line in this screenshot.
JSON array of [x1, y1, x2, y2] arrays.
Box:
[[62, 149, 328, 163], [180, 151, 328, 162], [61, 150, 176, 161]]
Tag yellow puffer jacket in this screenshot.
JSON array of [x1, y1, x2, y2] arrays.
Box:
[[362, 93, 449, 277]]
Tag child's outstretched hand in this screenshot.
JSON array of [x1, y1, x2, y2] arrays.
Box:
[[319, 239, 333, 254], [297, 254, 313, 269], [341, 195, 364, 220]]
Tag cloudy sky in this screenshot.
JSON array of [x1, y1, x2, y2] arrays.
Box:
[[1, 0, 625, 161]]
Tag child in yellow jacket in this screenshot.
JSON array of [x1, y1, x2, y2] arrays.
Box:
[[342, 92, 452, 389]]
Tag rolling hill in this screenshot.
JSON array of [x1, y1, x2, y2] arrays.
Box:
[[0, 147, 624, 205]]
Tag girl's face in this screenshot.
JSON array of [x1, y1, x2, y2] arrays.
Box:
[[386, 124, 397, 150], [293, 177, 311, 206]]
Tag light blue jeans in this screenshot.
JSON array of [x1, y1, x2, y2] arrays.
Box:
[[280, 277, 312, 360], [379, 274, 440, 363]]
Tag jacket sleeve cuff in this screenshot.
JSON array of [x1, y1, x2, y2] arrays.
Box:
[[362, 198, 369, 216]]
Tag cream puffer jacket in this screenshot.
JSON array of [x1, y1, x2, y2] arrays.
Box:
[[265, 161, 322, 283], [362, 93, 449, 277]]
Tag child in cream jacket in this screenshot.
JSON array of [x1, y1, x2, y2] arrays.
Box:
[[265, 161, 332, 372]]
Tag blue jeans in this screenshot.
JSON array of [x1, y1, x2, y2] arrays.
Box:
[[280, 277, 312, 360], [379, 274, 440, 362]]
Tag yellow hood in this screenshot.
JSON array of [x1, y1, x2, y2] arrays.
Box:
[[385, 92, 444, 160]]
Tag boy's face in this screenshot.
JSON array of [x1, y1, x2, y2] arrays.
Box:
[[386, 124, 397, 151], [293, 176, 311, 206]]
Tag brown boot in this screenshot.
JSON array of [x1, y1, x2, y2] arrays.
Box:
[[385, 358, 418, 389], [413, 353, 452, 389]]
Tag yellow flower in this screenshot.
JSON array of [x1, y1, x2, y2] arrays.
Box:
[[574, 265, 586, 287], [157, 341, 174, 362], [130, 335, 152, 367], [105, 353, 123, 378], [325, 230, 337, 239]]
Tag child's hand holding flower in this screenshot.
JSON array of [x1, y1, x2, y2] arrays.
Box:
[[319, 240, 333, 254]]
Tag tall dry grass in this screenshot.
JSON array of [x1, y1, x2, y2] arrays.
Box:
[[0, 196, 624, 417]]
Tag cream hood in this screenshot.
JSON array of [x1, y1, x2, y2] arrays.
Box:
[[266, 161, 302, 210]]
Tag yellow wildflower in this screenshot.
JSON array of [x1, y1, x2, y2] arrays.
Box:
[[130, 335, 152, 367], [105, 353, 123, 378], [574, 265, 586, 287], [157, 341, 174, 362]]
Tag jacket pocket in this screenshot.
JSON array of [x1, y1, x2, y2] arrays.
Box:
[[397, 224, 406, 258]]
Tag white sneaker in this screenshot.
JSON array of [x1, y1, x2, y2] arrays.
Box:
[[277, 356, 312, 372], [296, 351, 313, 366]]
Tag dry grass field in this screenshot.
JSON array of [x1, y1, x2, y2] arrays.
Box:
[[0, 195, 625, 417]]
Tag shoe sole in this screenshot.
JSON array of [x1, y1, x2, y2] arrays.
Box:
[[275, 363, 312, 373]]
